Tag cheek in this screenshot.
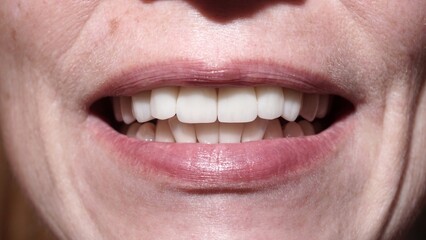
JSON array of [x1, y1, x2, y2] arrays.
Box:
[[0, 1, 100, 67], [406, 84, 426, 214], [339, 1, 426, 55]]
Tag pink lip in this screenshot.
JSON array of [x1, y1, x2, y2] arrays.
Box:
[[86, 61, 355, 189], [85, 60, 361, 106]]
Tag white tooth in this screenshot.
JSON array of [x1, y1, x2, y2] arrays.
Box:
[[155, 120, 175, 143], [300, 94, 319, 122], [120, 97, 136, 124], [263, 119, 284, 139], [151, 87, 179, 120], [135, 123, 156, 141], [195, 122, 219, 144], [218, 87, 257, 123], [132, 91, 154, 123], [176, 87, 217, 124], [256, 87, 284, 120], [168, 117, 196, 143], [219, 123, 244, 143], [127, 122, 141, 138], [283, 122, 304, 138], [298, 120, 315, 136], [316, 95, 330, 119], [241, 118, 268, 142], [113, 97, 123, 122], [282, 89, 303, 122]]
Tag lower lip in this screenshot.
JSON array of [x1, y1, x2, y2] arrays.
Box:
[[87, 115, 352, 189]]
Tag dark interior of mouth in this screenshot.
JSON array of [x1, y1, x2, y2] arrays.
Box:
[[90, 91, 354, 143]]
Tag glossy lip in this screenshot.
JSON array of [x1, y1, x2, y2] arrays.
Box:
[[85, 60, 356, 190]]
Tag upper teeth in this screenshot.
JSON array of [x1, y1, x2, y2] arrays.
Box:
[[113, 86, 331, 143]]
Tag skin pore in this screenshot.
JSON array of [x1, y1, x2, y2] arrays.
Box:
[[0, 1, 425, 239]]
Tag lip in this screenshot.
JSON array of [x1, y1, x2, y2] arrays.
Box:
[[84, 60, 363, 107], [85, 60, 355, 190]]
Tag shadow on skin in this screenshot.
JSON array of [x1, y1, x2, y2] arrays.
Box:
[[142, 0, 306, 23]]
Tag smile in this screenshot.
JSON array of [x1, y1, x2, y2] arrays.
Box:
[[87, 62, 356, 188]]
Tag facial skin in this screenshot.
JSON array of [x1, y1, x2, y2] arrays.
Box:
[[0, 1, 425, 239]]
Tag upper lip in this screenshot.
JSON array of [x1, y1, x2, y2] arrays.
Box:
[[85, 60, 361, 108], [85, 59, 356, 190]]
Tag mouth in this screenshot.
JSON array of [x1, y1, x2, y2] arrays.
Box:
[[87, 61, 355, 189]]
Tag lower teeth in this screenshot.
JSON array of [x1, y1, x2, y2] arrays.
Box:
[[121, 117, 323, 144]]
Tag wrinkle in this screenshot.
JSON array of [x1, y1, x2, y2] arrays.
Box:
[[378, 55, 426, 239], [47, 1, 101, 113], [337, 0, 385, 46], [54, 1, 101, 64]]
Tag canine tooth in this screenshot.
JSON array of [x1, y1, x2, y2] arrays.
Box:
[[135, 123, 156, 142], [316, 95, 330, 118], [282, 89, 303, 122], [219, 123, 244, 143], [283, 122, 304, 138], [218, 87, 257, 123], [242, 118, 268, 142], [256, 87, 284, 120], [298, 120, 315, 136], [300, 94, 319, 122], [195, 122, 219, 144], [168, 117, 197, 143], [132, 91, 154, 123], [263, 119, 284, 139], [127, 122, 141, 138], [155, 120, 175, 143], [151, 87, 179, 120], [176, 87, 217, 124], [113, 97, 123, 122], [120, 97, 136, 124]]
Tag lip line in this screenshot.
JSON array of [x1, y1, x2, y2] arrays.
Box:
[[85, 59, 361, 108]]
